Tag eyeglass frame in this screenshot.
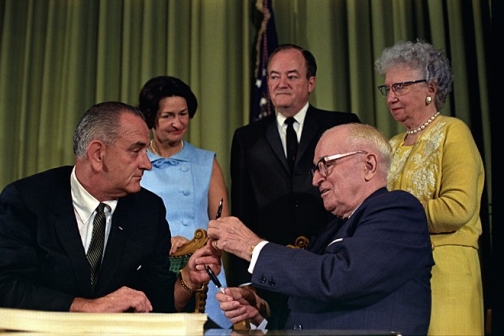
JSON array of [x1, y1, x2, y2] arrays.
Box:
[[377, 79, 427, 97], [310, 151, 368, 177]]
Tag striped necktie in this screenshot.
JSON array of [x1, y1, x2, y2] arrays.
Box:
[[87, 203, 107, 292]]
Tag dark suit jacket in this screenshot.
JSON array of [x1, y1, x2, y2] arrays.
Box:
[[252, 188, 434, 335], [230, 106, 360, 286], [0, 166, 178, 313]]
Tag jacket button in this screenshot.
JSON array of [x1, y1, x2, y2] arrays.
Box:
[[268, 278, 276, 287], [293, 325, 303, 330], [259, 275, 266, 284]]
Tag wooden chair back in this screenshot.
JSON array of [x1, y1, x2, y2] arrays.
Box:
[[170, 228, 209, 313]]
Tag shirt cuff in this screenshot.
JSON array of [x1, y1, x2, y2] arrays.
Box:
[[247, 241, 268, 274], [250, 318, 268, 331]]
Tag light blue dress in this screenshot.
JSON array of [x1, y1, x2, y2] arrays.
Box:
[[141, 141, 231, 329]]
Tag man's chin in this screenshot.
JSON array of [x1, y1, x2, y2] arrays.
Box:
[[126, 183, 142, 194], [322, 200, 334, 213], [272, 97, 292, 106]]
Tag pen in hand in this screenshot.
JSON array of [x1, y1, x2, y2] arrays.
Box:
[[208, 199, 225, 293], [205, 265, 225, 294], [215, 198, 223, 219]]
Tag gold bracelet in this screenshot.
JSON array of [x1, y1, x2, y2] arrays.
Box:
[[178, 269, 204, 294]]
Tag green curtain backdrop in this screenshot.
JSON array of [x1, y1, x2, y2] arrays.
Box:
[[0, 0, 492, 193], [0, 0, 497, 318], [0, 0, 492, 187]]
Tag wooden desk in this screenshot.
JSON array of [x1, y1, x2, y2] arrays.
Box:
[[205, 329, 401, 335], [0, 308, 206, 335]]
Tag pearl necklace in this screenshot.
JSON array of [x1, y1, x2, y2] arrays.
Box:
[[406, 112, 440, 135], [150, 140, 184, 157]]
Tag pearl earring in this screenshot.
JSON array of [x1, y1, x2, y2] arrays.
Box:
[[425, 96, 432, 105]]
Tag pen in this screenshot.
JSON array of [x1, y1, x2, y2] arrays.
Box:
[[215, 198, 223, 219], [205, 265, 225, 294], [209, 199, 225, 293]]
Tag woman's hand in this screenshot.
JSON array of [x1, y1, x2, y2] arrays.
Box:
[[170, 235, 190, 255], [183, 239, 222, 289]]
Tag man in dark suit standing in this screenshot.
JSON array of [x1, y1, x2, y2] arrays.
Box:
[[0, 101, 220, 313], [229, 44, 360, 325], [210, 123, 433, 334]]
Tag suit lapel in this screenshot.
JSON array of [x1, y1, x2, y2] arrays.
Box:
[[96, 198, 128, 293], [53, 183, 92, 295], [264, 107, 322, 173], [265, 116, 291, 173], [308, 217, 347, 255], [297, 106, 319, 166]]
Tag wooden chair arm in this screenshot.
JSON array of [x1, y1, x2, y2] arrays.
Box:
[[286, 235, 309, 249], [169, 228, 210, 314], [172, 229, 209, 257]]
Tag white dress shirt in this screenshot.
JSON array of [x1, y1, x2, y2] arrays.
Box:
[[276, 103, 309, 157], [70, 167, 117, 255]]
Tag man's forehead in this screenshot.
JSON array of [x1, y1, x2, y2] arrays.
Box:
[[118, 114, 149, 139], [315, 140, 333, 157], [269, 50, 304, 68], [317, 130, 346, 153], [322, 129, 345, 144]]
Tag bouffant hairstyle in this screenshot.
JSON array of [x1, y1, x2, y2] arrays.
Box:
[[138, 76, 198, 129]]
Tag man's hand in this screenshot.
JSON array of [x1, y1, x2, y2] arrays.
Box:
[[70, 286, 152, 313], [207, 216, 264, 261], [216, 286, 267, 325]]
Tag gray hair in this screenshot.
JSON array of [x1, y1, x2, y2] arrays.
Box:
[[344, 123, 392, 176], [375, 40, 453, 110], [73, 101, 145, 158]]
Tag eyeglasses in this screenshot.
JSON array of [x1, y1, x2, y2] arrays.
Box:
[[377, 79, 426, 97], [311, 151, 367, 177]]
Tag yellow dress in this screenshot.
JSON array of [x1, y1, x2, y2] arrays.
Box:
[[388, 115, 484, 336]]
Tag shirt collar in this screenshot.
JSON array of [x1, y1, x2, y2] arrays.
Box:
[[276, 102, 309, 128], [71, 167, 118, 223]]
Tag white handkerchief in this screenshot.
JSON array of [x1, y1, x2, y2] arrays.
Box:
[[327, 238, 343, 247]]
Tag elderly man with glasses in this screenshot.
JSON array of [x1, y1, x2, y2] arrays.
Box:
[[208, 123, 434, 334]]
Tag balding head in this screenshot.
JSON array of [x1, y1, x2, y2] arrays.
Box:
[[312, 123, 392, 218]]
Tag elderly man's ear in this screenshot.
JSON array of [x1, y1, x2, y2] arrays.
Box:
[[88, 140, 105, 171], [363, 154, 377, 181]]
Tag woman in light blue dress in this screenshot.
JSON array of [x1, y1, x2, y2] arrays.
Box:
[[138, 76, 231, 329]]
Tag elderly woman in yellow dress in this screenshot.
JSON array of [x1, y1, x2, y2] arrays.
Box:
[[375, 41, 485, 335]]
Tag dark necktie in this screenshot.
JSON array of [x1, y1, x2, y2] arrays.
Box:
[[87, 203, 107, 292], [285, 117, 298, 172]]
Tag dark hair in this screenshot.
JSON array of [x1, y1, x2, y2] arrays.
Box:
[[138, 76, 198, 129], [268, 44, 317, 78], [73, 101, 144, 158]]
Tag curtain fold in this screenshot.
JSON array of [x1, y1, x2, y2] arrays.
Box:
[[0, 0, 493, 224]]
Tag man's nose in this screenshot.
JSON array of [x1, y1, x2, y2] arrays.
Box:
[[312, 170, 323, 187], [278, 75, 288, 87], [140, 149, 152, 170]]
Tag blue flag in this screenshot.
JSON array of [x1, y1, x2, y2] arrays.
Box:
[[250, 0, 278, 123]]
